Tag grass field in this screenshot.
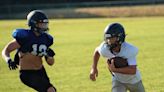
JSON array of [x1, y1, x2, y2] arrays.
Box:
[[0, 17, 164, 92]]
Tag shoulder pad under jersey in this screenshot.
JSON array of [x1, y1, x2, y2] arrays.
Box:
[[125, 43, 138, 58], [12, 29, 29, 45], [46, 33, 54, 46]]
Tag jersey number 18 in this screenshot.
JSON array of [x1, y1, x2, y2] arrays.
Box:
[[31, 44, 47, 56]]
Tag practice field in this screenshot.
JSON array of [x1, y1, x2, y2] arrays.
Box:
[[0, 17, 164, 92]]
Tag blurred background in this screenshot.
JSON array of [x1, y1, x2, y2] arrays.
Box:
[[1, 0, 164, 19]]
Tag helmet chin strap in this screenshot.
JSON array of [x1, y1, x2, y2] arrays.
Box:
[[108, 42, 121, 54], [110, 43, 118, 49]]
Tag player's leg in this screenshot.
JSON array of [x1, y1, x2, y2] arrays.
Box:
[[112, 80, 126, 92], [19, 67, 57, 92], [39, 67, 57, 92], [19, 70, 44, 91], [126, 80, 145, 92]]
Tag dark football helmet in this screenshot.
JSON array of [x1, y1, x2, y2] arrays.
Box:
[[27, 10, 49, 34], [104, 23, 126, 49]]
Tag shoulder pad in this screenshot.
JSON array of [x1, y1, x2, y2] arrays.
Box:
[[12, 29, 29, 39], [47, 34, 53, 41], [97, 42, 115, 58], [46, 33, 54, 46], [12, 29, 29, 45], [126, 44, 138, 58]]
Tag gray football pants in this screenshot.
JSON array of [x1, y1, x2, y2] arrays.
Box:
[[112, 80, 145, 92]]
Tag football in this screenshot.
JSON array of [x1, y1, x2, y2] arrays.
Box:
[[107, 57, 128, 68]]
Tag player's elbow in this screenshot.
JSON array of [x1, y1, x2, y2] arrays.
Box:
[[1, 50, 4, 57], [2, 48, 8, 59]]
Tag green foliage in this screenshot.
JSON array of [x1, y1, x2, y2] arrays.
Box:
[[0, 17, 164, 92]]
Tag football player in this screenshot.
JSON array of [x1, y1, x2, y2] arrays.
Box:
[[89, 23, 145, 92], [2, 10, 57, 92]]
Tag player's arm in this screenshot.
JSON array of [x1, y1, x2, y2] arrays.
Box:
[[110, 46, 138, 75], [2, 39, 20, 62], [2, 39, 20, 70], [109, 56, 137, 74], [110, 61, 136, 74], [90, 49, 100, 81], [45, 57, 54, 66], [45, 48, 55, 66]]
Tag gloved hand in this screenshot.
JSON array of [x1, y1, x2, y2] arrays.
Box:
[[7, 59, 18, 70], [45, 48, 55, 61], [46, 48, 55, 57]]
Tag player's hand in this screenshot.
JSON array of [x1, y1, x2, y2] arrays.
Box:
[[46, 48, 55, 57], [45, 48, 55, 61], [7, 59, 18, 70], [90, 68, 98, 81], [109, 59, 116, 72]]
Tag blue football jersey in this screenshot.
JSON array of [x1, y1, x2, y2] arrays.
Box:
[[12, 29, 53, 56]]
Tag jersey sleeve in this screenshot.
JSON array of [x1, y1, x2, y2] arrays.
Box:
[[12, 29, 29, 46], [127, 57, 137, 65], [127, 46, 138, 65], [46, 34, 54, 47], [96, 42, 114, 58], [96, 42, 105, 56]]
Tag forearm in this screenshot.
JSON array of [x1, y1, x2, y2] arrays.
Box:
[[92, 51, 100, 69], [2, 46, 12, 63], [46, 57, 54, 66], [45, 48, 55, 66], [2, 40, 20, 62], [90, 50, 100, 81], [113, 66, 136, 75]]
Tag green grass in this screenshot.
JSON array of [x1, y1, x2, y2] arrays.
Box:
[[0, 17, 164, 92]]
